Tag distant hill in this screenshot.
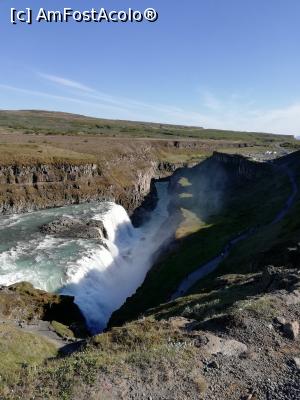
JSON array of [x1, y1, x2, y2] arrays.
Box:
[[0, 109, 294, 142]]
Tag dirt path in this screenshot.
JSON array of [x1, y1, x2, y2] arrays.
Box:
[[3, 319, 84, 354], [18, 320, 68, 348]]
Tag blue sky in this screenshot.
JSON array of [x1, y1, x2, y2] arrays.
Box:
[[1, 0, 300, 134]]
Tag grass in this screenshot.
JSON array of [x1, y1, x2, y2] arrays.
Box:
[[178, 177, 193, 187], [51, 321, 75, 340], [0, 110, 297, 169], [236, 295, 280, 319], [0, 110, 295, 142], [1, 111, 300, 398], [148, 272, 263, 322], [139, 153, 300, 326], [176, 208, 209, 239], [0, 282, 86, 338], [0, 143, 96, 165], [5, 318, 202, 400], [188, 154, 300, 285], [0, 323, 57, 391]]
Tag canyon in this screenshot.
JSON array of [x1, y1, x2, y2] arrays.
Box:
[[0, 111, 299, 400]]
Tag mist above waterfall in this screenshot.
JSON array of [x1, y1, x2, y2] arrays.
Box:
[[170, 157, 229, 223]]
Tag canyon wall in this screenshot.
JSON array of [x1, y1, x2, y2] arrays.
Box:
[[0, 151, 268, 216]]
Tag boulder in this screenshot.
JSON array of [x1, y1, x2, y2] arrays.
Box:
[[292, 357, 300, 371], [274, 316, 286, 325], [284, 290, 300, 306], [283, 321, 299, 340], [40, 216, 108, 240], [197, 332, 248, 357]]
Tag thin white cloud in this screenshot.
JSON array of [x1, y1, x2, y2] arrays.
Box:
[[38, 73, 95, 93], [37, 73, 237, 127], [37, 72, 204, 124], [249, 103, 300, 134], [38, 72, 154, 110], [0, 84, 128, 115]]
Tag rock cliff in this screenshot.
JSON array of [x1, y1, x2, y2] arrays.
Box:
[[211, 151, 270, 179], [0, 151, 265, 217]]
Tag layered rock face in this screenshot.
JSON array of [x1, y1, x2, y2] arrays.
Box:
[[0, 163, 106, 214], [0, 163, 100, 185], [211, 151, 270, 179], [0, 151, 263, 216]]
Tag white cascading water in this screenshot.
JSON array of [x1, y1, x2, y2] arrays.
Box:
[[0, 183, 173, 333]]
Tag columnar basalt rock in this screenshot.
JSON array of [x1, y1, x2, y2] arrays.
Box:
[[211, 151, 270, 179]]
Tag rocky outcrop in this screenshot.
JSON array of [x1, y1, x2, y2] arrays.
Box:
[[40, 216, 108, 241], [283, 321, 299, 340], [0, 282, 88, 337], [194, 332, 248, 357], [0, 163, 100, 186], [211, 151, 270, 179], [0, 162, 109, 214]]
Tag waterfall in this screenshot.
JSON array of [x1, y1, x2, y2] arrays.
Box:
[[61, 203, 139, 332]]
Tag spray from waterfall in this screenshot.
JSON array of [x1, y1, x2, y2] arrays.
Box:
[[61, 183, 173, 333]]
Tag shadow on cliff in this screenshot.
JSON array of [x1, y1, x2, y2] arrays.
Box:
[[168, 152, 270, 225]]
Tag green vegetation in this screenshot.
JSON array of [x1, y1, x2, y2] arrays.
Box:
[[51, 321, 75, 340], [0, 143, 96, 165], [0, 323, 57, 392], [188, 154, 300, 287], [1, 112, 300, 399], [1, 319, 202, 400], [0, 110, 297, 170], [0, 282, 86, 337], [124, 153, 300, 328], [0, 110, 295, 141], [176, 208, 208, 239], [148, 270, 282, 325], [178, 177, 193, 187]]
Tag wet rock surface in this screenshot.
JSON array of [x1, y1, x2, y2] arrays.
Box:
[[40, 216, 108, 240]]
